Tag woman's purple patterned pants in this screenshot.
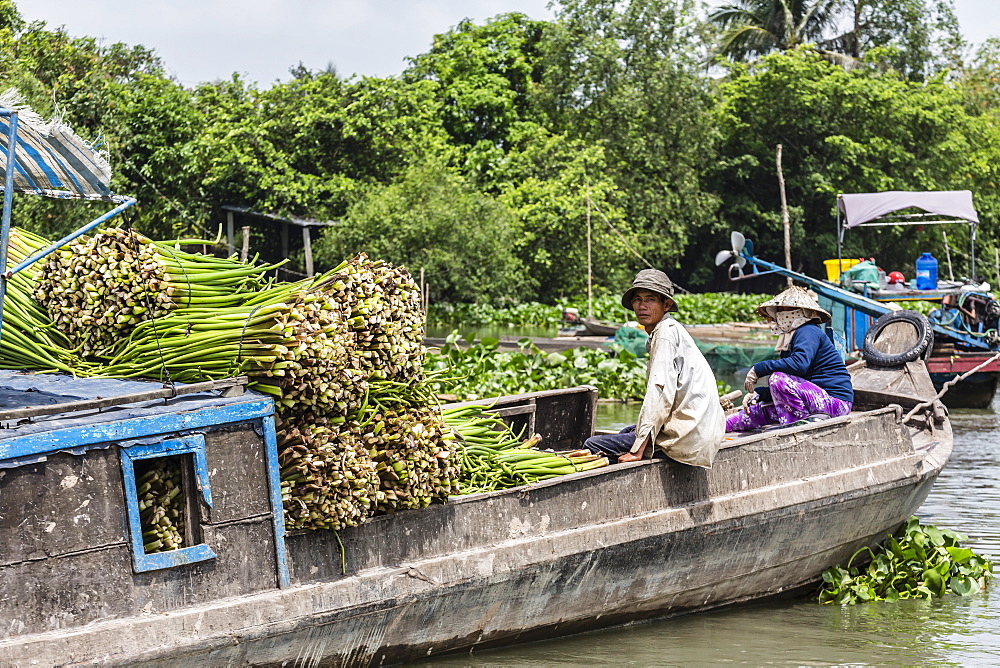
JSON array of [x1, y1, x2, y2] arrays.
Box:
[[726, 371, 852, 432]]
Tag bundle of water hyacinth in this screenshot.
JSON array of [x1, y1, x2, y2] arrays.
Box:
[[278, 415, 381, 531], [96, 275, 369, 417], [326, 254, 426, 382], [34, 227, 281, 356], [367, 404, 460, 513], [278, 381, 460, 527], [0, 228, 80, 372]]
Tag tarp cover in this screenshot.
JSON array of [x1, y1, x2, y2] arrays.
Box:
[[0, 89, 113, 200], [838, 190, 979, 228]]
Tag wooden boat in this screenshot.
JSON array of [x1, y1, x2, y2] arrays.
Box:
[[0, 361, 950, 666], [579, 316, 621, 337]]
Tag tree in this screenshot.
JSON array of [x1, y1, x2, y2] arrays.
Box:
[[187, 71, 451, 230], [492, 124, 629, 300], [704, 48, 1000, 283], [709, 0, 964, 81], [312, 159, 527, 303], [709, 0, 844, 62], [404, 13, 548, 148], [538, 0, 721, 281]]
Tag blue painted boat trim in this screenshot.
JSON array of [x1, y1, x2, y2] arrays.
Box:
[[125, 435, 213, 507], [262, 414, 290, 589], [9, 196, 137, 276], [0, 398, 274, 461], [120, 437, 218, 572], [0, 109, 19, 350], [738, 253, 995, 352]]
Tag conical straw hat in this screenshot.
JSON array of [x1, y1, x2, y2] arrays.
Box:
[[755, 286, 831, 323]]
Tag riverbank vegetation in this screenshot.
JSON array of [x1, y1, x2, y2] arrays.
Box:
[[428, 293, 770, 328], [3, 0, 999, 303], [424, 333, 649, 401]]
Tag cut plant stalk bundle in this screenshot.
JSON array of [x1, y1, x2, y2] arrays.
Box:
[[136, 461, 186, 554], [330, 254, 426, 383], [34, 226, 283, 356], [441, 404, 609, 494], [91, 271, 369, 417], [86, 253, 427, 422], [0, 228, 81, 372], [278, 415, 380, 532], [365, 404, 461, 513]]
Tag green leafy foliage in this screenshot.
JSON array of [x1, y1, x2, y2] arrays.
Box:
[[817, 516, 994, 605], [5, 2, 1000, 298], [424, 332, 648, 402], [427, 293, 770, 327], [313, 159, 527, 303]]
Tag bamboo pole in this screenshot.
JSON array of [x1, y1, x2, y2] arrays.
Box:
[[240, 226, 250, 262], [776, 144, 792, 288], [586, 187, 593, 319], [942, 230, 954, 281], [420, 268, 425, 314]]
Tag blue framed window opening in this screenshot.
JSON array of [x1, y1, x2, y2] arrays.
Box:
[[120, 435, 216, 572]]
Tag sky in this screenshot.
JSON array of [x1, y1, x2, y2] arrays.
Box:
[[19, 0, 1000, 88]]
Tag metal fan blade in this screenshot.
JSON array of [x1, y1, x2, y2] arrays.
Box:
[[735, 256, 747, 269], [730, 231, 746, 254], [714, 250, 732, 266]]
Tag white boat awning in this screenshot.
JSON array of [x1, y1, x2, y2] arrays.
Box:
[[838, 190, 979, 228]]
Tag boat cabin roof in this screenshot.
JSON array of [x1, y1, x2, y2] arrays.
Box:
[[0, 371, 271, 465]]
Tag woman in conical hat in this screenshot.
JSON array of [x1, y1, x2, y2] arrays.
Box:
[[726, 286, 854, 432]]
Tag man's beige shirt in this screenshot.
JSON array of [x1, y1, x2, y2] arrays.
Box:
[[631, 315, 725, 467]]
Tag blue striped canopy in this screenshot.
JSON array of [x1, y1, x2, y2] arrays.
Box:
[[0, 93, 114, 201]]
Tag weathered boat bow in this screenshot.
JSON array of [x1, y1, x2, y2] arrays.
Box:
[[0, 364, 950, 666]]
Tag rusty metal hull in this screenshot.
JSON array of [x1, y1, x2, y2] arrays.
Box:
[[2, 399, 951, 667]]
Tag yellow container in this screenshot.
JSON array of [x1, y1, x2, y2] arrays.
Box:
[[823, 258, 861, 281]]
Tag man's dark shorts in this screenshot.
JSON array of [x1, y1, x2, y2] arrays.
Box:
[[584, 425, 668, 460], [583, 424, 637, 457]]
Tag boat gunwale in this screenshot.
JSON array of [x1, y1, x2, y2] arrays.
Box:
[[443, 404, 911, 505]]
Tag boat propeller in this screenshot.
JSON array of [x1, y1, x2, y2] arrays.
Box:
[[715, 231, 747, 278]]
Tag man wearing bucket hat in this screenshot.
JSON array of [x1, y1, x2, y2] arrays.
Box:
[[727, 286, 853, 432], [583, 269, 725, 468]]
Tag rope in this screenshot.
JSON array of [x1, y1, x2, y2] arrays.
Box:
[[903, 351, 1000, 422], [587, 200, 693, 295], [234, 303, 265, 377]]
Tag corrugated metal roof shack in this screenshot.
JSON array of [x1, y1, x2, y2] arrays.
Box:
[[0, 372, 287, 636]]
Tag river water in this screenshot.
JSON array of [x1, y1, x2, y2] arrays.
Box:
[[421, 395, 1000, 666]]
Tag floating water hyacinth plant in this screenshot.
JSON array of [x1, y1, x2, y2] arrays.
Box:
[[817, 516, 994, 604]]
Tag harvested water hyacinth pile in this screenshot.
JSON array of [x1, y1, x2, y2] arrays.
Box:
[[136, 460, 186, 553], [18, 225, 596, 540], [442, 403, 609, 494], [278, 417, 380, 531]]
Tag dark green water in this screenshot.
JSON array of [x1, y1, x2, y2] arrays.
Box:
[[419, 397, 1000, 666]]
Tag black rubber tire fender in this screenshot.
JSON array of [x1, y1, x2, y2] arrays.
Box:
[[862, 310, 934, 367]]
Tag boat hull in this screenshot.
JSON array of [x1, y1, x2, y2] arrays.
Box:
[[2, 404, 949, 667]]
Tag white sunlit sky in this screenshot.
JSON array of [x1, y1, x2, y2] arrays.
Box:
[[19, 0, 1000, 88]]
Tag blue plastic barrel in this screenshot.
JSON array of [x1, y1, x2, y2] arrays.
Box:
[[915, 252, 938, 290]]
